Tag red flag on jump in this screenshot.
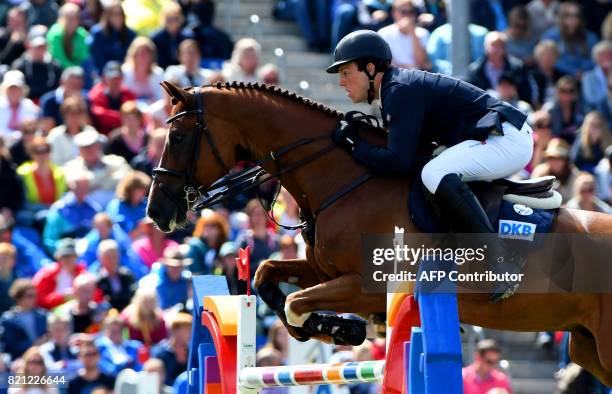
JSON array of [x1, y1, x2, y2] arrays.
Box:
[[236, 246, 251, 296]]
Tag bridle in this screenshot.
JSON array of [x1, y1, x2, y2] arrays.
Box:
[[152, 87, 229, 214], [152, 86, 374, 231]]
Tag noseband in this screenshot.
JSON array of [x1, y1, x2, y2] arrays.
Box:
[[152, 87, 230, 214]]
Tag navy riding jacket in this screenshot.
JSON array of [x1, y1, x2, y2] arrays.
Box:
[[350, 67, 527, 175]]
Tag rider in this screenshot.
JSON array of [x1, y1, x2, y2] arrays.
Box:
[[327, 30, 534, 301]]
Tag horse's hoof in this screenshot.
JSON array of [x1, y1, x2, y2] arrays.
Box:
[[285, 303, 312, 327]]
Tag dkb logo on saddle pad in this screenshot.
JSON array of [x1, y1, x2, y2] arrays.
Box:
[[498, 220, 537, 241]]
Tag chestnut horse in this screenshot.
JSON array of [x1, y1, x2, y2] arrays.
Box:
[[147, 81, 612, 386]]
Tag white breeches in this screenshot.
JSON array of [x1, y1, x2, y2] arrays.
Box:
[[421, 121, 534, 193]]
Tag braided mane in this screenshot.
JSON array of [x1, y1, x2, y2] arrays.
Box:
[[212, 81, 343, 119]]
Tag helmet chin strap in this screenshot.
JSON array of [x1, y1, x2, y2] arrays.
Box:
[[363, 68, 376, 104]]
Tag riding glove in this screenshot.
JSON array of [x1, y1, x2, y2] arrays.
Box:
[[332, 121, 359, 151]]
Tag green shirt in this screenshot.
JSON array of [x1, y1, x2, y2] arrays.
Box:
[[47, 23, 91, 68]]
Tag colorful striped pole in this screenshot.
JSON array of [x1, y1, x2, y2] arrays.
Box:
[[239, 360, 385, 390]]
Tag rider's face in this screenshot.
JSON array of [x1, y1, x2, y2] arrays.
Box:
[[338, 62, 369, 103]]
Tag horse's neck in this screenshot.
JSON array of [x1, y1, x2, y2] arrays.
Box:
[[232, 95, 367, 215]]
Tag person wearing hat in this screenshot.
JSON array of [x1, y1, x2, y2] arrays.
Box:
[[532, 138, 581, 202], [0, 69, 40, 142], [12, 24, 62, 100], [32, 238, 87, 309], [327, 29, 533, 301], [64, 128, 131, 207], [88, 61, 136, 134], [139, 245, 190, 310]]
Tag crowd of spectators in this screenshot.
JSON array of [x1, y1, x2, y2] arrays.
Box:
[[0, 0, 611, 393]]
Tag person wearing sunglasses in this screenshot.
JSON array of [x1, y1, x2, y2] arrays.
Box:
[[542, 75, 585, 144], [16, 135, 67, 229], [462, 339, 512, 394], [541, 1, 598, 78], [67, 339, 115, 394], [566, 172, 611, 214]]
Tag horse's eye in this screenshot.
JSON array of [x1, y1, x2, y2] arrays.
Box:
[[170, 134, 185, 145]]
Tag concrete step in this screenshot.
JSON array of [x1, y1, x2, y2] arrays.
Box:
[[508, 360, 558, 379], [217, 2, 276, 17], [513, 378, 557, 394], [222, 21, 301, 37]]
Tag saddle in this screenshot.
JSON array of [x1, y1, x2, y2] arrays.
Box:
[[410, 174, 562, 234]]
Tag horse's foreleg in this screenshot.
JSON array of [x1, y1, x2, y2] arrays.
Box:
[[569, 329, 612, 387], [253, 258, 320, 290]]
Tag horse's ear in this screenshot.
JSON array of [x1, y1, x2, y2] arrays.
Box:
[[160, 81, 186, 105]]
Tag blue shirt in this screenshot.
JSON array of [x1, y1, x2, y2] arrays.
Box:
[[105, 198, 146, 235]]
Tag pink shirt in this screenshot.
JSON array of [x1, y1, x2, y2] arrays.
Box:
[[462, 364, 513, 394], [132, 237, 178, 268]]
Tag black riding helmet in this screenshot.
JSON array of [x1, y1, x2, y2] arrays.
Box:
[[326, 30, 392, 103]]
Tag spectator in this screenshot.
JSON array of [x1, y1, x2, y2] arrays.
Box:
[[95, 315, 143, 377], [581, 41, 612, 110], [141, 245, 190, 310], [105, 171, 150, 237], [9, 119, 38, 166], [0, 242, 17, 313], [541, 1, 598, 78], [0, 137, 25, 216], [95, 239, 137, 310], [216, 241, 241, 294], [604, 11, 612, 41], [470, 0, 519, 33], [105, 101, 148, 163], [47, 96, 95, 166], [427, 15, 488, 75], [293, 0, 331, 52], [532, 138, 581, 202], [39, 314, 79, 373], [566, 172, 611, 213], [32, 238, 87, 309], [131, 217, 178, 269], [504, 5, 538, 66], [258, 63, 281, 85], [21, 0, 58, 27], [150, 313, 192, 386], [65, 129, 131, 207], [0, 213, 49, 278], [16, 135, 67, 228], [150, 2, 193, 70], [269, 234, 299, 261], [331, 0, 393, 49], [166, 39, 216, 88], [222, 38, 262, 83], [130, 127, 167, 176], [542, 76, 585, 144], [122, 37, 164, 103], [77, 213, 131, 266], [467, 31, 533, 105], [235, 199, 279, 269], [143, 358, 174, 394], [570, 111, 612, 174], [263, 318, 289, 362], [12, 25, 62, 101], [120, 287, 168, 345], [595, 146, 612, 204], [88, 61, 137, 134], [80, 0, 104, 30], [0, 279, 48, 360], [187, 210, 229, 274], [54, 273, 107, 334], [526, 0, 559, 40], [87, 0, 136, 74], [0, 7, 28, 66], [378, 0, 430, 70], [529, 110, 553, 172], [46, 3, 90, 69], [67, 339, 115, 394], [462, 339, 512, 394], [0, 70, 40, 144], [123, 0, 168, 36], [495, 71, 533, 115], [8, 346, 60, 394], [531, 40, 564, 108], [40, 68, 88, 129], [42, 170, 100, 255]]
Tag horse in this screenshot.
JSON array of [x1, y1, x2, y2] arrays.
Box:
[[147, 81, 612, 386]]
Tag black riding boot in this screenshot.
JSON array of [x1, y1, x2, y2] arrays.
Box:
[[434, 174, 526, 302]]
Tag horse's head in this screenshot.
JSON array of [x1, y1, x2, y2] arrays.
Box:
[[147, 82, 239, 232]]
